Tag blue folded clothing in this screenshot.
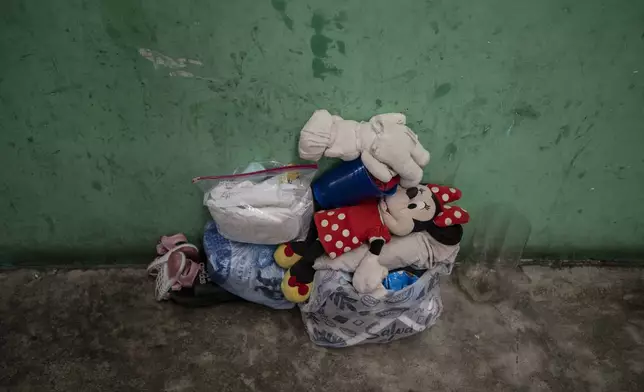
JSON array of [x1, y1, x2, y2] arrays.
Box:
[[202, 221, 294, 309]]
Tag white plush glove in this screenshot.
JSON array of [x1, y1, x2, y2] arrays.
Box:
[[364, 116, 431, 188], [298, 110, 430, 187], [352, 252, 388, 294]]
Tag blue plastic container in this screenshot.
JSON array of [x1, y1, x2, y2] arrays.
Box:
[[312, 158, 398, 209]]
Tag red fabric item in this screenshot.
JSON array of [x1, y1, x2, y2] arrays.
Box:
[[298, 285, 309, 295], [433, 205, 469, 227], [428, 184, 463, 205], [371, 175, 400, 191], [288, 276, 298, 287], [428, 184, 470, 227], [382, 176, 400, 191], [314, 200, 391, 259]]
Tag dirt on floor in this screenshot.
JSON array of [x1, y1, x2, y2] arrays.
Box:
[[0, 265, 643, 392]]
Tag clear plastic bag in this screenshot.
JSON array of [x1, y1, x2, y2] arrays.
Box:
[[300, 265, 450, 347], [193, 162, 317, 245]]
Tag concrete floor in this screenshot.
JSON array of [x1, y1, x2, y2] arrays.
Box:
[[1, 266, 643, 391]]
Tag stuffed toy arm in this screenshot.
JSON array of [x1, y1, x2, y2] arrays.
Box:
[[298, 110, 431, 187], [352, 237, 389, 295], [366, 117, 430, 188], [313, 231, 449, 272], [298, 109, 362, 161]]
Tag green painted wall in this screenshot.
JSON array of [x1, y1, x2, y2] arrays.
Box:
[[1, 0, 643, 266]]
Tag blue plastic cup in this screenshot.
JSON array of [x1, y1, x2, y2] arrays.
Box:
[[312, 158, 398, 209]]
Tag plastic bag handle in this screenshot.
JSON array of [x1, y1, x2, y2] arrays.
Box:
[[192, 163, 318, 183]]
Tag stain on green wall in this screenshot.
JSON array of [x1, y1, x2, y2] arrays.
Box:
[[270, 0, 294, 31], [1, 0, 644, 266], [309, 12, 343, 79]]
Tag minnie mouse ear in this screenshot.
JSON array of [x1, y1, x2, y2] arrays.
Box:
[[428, 184, 462, 205], [433, 205, 470, 227], [414, 220, 463, 245]]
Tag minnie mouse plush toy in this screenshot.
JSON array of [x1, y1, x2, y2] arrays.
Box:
[[274, 184, 470, 302]]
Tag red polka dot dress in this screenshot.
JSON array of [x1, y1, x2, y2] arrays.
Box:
[[314, 200, 391, 259]]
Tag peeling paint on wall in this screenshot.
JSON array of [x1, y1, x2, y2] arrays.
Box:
[[139, 48, 203, 78]]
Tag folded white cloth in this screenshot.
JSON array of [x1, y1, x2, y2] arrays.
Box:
[[205, 172, 314, 245], [206, 202, 313, 245], [209, 179, 295, 208]]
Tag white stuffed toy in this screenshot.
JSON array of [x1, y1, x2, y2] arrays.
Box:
[[298, 110, 431, 188], [313, 230, 460, 298]]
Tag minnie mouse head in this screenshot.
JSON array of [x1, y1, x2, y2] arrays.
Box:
[[378, 184, 470, 245]]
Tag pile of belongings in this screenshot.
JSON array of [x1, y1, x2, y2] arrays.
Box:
[[147, 110, 469, 347]]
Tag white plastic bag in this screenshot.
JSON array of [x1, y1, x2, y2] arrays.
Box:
[[193, 162, 317, 245], [299, 265, 450, 347]]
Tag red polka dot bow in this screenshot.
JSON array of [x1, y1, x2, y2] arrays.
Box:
[[427, 184, 470, 227]]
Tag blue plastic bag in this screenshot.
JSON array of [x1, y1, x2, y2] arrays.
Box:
[[202, 221, 294, 309]]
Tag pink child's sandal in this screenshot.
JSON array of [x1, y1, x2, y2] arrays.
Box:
[[147, 236, 199, 277], [148, 233, 202, 301], [154, 252, 202, 301], [156, 234, 188, 255]]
